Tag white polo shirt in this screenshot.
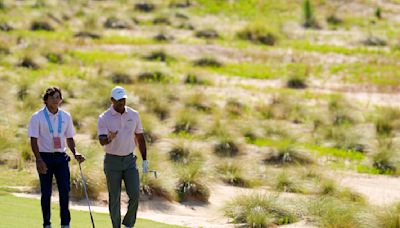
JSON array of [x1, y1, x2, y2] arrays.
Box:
[[97, 106, 144, 156], [28, 107, 75, 153]]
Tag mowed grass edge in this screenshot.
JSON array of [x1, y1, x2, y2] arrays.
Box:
[[0, 191, 185, 228]]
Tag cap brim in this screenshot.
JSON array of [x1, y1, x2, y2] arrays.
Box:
[[113, 94, 128, 100]]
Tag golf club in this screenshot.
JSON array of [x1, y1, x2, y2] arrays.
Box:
[[78, 162, 95, 228], [149, 170, 157, 178]]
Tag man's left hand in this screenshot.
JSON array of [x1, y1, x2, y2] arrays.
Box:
[[142, 160, 149, 173], [74, 152, 85, 163]]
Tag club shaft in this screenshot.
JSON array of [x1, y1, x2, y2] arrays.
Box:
[[79, 163, 95, 228]]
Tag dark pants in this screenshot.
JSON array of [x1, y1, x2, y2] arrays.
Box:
[[39, 152, 71, 227], [104, 153, 140, 228]]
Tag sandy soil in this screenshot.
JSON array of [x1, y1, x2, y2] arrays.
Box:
[[332, 171, 400, 206], [11, 169, 400, 227], [12, 183, 314, 228]]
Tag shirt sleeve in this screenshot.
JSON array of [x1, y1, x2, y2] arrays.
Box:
[[134, 113, 144, 134], [28, 114, 39, 138], [64, 114, 76, 138], [98, 115, 108, 136]]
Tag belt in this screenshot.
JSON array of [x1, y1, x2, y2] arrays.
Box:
[[105, 153, 134, 158], [40, 152, 66, 155]]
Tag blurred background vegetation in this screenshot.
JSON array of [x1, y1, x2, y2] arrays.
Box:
[[1, 0, 400, 227]]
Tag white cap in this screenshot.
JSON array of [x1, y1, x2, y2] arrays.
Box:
[[111, 86, 127, 100]]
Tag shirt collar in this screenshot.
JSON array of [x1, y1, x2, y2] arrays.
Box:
[[110, 105, 127, 116], [44, 106, 59, 116]]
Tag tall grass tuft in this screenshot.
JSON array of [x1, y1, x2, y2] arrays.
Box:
[[264, 145, 314, 165], [216, 161, 250, 187], [214, 136, 240, 157], [318, 179, 365, 203], [140, 173, 173, 201], [18, 57, 39, 69], [376, 203, 400, 228], [144, 50, 174, 62], [275, 171, 305, 193], [195, 29, 219, 39], [110, 72, 133, 84], [225, 99, 246, 116], [137, 71, 168, 82], [302, 0, 319, 29], [139, 93, 170, 121], [31, 20, 54, 31], [173, 110, 198, 134], [69, 146, 105, 200], [184, 92, 212, 113], [308, 196, 365, 228], [193, 57, 222, 67], [328, 96, 358, 126], [373, 107, 400, 138], [375, 7, 382, 20], [184, 73, 206, 85], [168, 141, 202, 164], [45, 52, 63, 64], [224, 194, 299, 226], [175, 162, 209, 202], [237, 23, 277, 45], [372, 140, 397, 174]]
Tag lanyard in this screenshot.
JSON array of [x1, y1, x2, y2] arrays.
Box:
[[44, 107, 62, 136]]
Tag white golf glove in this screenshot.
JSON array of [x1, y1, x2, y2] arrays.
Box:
[[142, 160, 149, 173]]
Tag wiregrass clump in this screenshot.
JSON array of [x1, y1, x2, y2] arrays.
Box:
[[275, 171, 305, 193], [237, 24, 277, 45], [137, 71, 168, 82], [195, 29, 219, 39], [302, 0, 320, 29], [184, 92, 212, 112], [193, 57, 222, 67], [168, 141, 202, 165], [70, 164, 104, 200], [153, 17, 171, 25], [372, 107, 400, 138], [175, 163, 210, 202], [139, 92, 170, 121], [110, 72, 133, 84], [307, 196, 367, 228], [173, 110, 198, 134], [140, 174, 173, 201], [224, 194, 299, 227], [217, 161, 250, 187], [104, 17, 131, 29], [184, 74, 206, 85], [214, 137, 240, 157], [144, 50, 174, 62], [225, 99, 246, 116], [135, 3, 155, 12], [287, 78, 307, 89], [31, 20, 54, 31], [18, 57, 39, 69], [264, 146, 314, 165], [153, 33, 174, 42], [45, 52, 63, 64], [372, 141, 397, 174], [376, 203, 400, 228], [319, 179, 365, 203]]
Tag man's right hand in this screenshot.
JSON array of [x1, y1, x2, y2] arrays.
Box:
[[36, 159, 48, 174], [108, 130, 118, 141]]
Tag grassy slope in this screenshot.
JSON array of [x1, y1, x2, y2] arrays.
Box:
[[0, 191, 183, 228]]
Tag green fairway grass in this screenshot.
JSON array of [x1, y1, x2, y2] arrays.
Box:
[[0, 191, 184, 228]]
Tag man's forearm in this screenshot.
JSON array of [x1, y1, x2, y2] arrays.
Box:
[[136, 134, 147, 160], [66, 138, 76, 155], [30, 137, 41, 160]]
